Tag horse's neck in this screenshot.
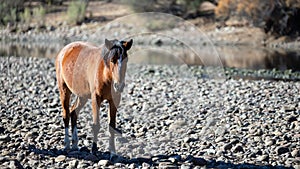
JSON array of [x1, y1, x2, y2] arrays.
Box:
[[102, 65, 112, 83]]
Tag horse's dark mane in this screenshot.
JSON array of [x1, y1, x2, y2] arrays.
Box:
[[102, 41, 122, 67]]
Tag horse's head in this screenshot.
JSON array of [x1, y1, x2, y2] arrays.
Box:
[[103, 38, 133, 93]]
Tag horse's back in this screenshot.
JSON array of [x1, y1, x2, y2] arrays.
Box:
[[56, 41, 96, 66], [56, 41, 102, 96]]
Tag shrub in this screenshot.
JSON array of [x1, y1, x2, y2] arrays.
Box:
[[3, 8, 17, 24], [67, 0, 87, 24], [0, 0, 24, 25], [33, 6, 46, 25], [20, 7, 31, 24]]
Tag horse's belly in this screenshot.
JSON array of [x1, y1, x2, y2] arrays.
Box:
[[70, 78, 91, 97], [65, 63, 94, 97]]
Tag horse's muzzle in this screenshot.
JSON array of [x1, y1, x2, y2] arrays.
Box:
[[113, 82, 125, 93]]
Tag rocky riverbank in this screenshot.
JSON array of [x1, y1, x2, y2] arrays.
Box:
[[0, 56, 300, 168]]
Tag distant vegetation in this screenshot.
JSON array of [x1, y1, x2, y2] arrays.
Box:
[[0, 0, 56, 26], [0, 0, 299, 36], [67, 0, 88, 24], [0, 0, 87, 26], [0, 0, 24, 25]]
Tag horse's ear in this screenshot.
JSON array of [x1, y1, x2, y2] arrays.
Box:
[[105, 39, 113, 50], [124, 39, 133, 50]]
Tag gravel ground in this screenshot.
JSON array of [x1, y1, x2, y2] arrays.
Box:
[[1, 56, 300, 169]]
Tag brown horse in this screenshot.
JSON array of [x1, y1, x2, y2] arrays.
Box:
[[55, 39, 133, 152]]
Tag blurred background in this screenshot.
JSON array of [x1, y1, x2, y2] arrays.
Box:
[[0, 0, 300, 72]]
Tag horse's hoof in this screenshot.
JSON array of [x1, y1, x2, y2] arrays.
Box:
[[108, 126, 122, 135], [80, 146, 90, 153], [63, 147, 70, 153], [109, 152, 118, 161], [71, 146, 79, 151], [91, 142, 98, 154]]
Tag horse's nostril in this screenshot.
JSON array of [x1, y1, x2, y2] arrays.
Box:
[[120, 83, 125, 90], [113, 83, 118, 90], [113, 82, 125, 92]]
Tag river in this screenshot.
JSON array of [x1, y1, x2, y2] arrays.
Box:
[[1, 42, 300, 72]]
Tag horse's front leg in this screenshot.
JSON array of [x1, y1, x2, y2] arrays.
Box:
[[108, 95, 120, 129], [108, 97, 120, 156], [91, 93, 102, 153], [108, 126, 116, 153]]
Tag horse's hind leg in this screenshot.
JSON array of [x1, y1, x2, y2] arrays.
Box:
[[70, 96, 87, 150], [91, 93, 102, 153], [58, 82, 71, 151]]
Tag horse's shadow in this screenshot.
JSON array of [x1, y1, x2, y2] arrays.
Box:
[[28, 126, 129, 163], [28, 127, 294, 168]]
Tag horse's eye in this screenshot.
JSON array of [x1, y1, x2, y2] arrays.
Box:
[[111, 58, 116, 63], [111, 55, 118, 64]]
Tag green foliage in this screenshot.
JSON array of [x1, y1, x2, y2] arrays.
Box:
[[3, 8, 17, 24], [33, 6, 46, 24], [20, 7, 31, 24], [67, 0, 87, 24], [0, 0, 24, 25]]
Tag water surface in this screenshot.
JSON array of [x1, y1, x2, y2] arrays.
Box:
[[1, 42, 300, 72]]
